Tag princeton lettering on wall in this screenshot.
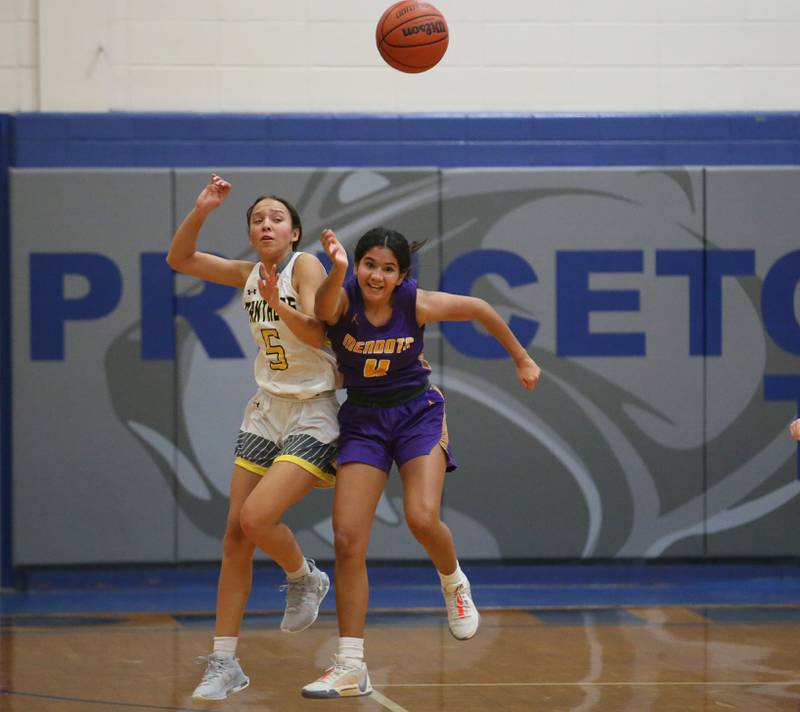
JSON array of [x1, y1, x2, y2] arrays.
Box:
[[29, 247, 800, 414]]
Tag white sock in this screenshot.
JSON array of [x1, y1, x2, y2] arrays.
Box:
[[286, 559, 311, 580], [438, 562, 466, 589], [212, 636, 238, 658], [338, 637, 364, 666]]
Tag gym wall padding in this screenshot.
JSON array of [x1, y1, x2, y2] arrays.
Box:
[[9, 163, 800, 564], [4, 112, 800, 565]]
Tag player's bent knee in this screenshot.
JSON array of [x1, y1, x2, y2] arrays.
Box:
[[222, 524, 254, 558], [333, 528, 369, 560], [404, 507, 441, 540], [238, 504, 275, 542]]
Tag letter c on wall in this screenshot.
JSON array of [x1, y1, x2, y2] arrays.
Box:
[[439, 249, 538, 359]]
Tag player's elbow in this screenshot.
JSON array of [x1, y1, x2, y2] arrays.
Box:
[[299, 318, 327, 349], [165, 252, 181, 271], [470, 297, 493, 320], [165, 249, 187, 272]]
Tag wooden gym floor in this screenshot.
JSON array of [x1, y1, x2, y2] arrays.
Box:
[[2, 564, 800, 711]]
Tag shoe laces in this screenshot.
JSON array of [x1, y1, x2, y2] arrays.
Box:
[[320, 654, 359, 684], [280, 567, 317, 612], [445, 582, 474, 618], [197, 654, 228, 682]]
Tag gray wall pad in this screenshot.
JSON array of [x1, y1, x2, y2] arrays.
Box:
[[9, 167, 800, 564]]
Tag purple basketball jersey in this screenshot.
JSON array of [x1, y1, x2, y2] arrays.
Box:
[[326, 276, 430, 394]]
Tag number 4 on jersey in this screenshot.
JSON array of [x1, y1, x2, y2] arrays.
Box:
[[364, 358, 390, 378]]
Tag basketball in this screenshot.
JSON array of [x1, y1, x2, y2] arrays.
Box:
[[376, 1, 449, 74]]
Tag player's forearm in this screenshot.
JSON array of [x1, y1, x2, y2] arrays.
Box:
[[315, 262, 347, 323], [273, 299, 326, 348], [167, 208, 209, 271], [476, 300, 530, 364]]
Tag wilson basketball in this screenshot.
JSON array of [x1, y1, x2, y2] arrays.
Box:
[[376, 1, 449, 74]]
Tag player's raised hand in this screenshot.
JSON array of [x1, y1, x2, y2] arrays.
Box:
[[320, 228, 349, 271], [258, 263, 280, 309], [195, 173, 231, 214], [790, 418, 800, 441]]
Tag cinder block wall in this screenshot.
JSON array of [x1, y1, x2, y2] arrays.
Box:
[[3, 0, 800, 113]]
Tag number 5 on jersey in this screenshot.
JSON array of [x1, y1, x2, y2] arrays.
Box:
[[261, 328, 288, 370]]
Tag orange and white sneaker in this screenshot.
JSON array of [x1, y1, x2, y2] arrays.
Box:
[[301, 654, 372, 698], [443, 578, 480, 640]]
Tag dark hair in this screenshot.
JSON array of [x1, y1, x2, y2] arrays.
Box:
[[246, 195, 303, 251], [354, 227, 425, 274]]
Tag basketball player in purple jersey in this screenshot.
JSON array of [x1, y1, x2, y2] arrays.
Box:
[[302, 227, 541, 698]]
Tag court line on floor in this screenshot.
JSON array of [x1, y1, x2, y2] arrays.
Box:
[[371, 689, 411, 711], [380, 680, 800, 688]]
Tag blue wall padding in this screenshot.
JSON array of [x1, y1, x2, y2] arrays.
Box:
[[10, 112, 800, 169]]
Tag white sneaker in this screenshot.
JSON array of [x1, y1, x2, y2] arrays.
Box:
[[192, 653, 250, 700], [280, 559, 330, 633], [301, 654, 373, 698], [443, 578, 480, 640]]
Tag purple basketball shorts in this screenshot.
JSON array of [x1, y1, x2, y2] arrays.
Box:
[[336, 387, 457, 474]]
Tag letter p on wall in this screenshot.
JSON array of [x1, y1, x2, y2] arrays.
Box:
[[30, 253, 122, 360]]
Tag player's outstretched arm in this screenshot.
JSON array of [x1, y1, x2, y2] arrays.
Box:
[[417, 289, 541, 391], [314, 228, 350, 324], [166, 173, 252, 288]]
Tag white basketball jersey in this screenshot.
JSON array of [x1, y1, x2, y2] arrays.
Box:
[[243, 253, 339, 398]]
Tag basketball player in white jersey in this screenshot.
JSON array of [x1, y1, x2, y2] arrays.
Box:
[[167, 173, 339, 700]]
